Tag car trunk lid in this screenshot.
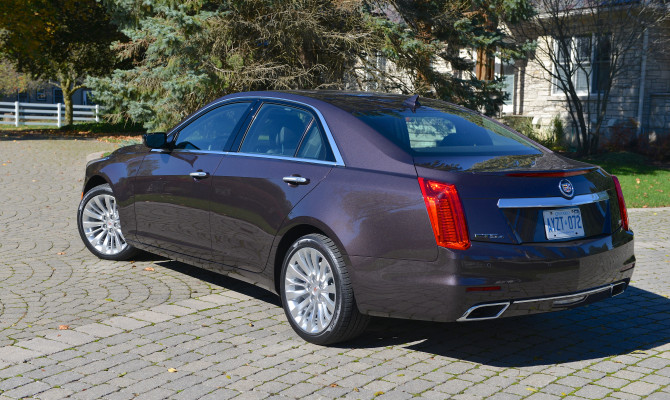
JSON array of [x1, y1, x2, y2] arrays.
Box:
[[415, 153, 621, 245]]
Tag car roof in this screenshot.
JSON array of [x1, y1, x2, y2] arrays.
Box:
[[220, 90, 469, 115]]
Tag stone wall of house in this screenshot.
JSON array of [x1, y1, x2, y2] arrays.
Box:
[[511, 20, 670, 147], [642, 22, 670, 141]]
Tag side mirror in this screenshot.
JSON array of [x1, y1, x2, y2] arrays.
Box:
[[143, 132, 168, 149]]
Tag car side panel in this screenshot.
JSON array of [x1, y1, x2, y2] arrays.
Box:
[[133, 151, 224, 255], [83, 150, 147, 243], [281, 167, 437, 261], [210, 155, 332, 272]]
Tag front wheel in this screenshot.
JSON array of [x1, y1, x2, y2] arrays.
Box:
[[280, 234, 369, 345], [77, 183, 138, 260]]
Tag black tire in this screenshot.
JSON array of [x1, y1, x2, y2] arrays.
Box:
[[77, 183, 138, 261], [280, 234, 369, 345]]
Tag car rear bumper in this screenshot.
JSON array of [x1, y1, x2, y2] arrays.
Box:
[[457, 280, 628, 321], [348, 229, 635, 322]]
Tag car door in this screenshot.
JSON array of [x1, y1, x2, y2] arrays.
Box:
[[210, 101, 339, 272], [134, 101, 253, 256]]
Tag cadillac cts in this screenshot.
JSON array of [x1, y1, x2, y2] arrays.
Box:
[[77, 91, 634, 344]]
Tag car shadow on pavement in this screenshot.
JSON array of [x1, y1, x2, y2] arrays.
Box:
[[154, 259, 281, 307], [346, 286, 670, 367], [146, 259, 669, 367]]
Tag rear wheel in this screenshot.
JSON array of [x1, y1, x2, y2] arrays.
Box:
[[77, 183, 138, 261], [280, 234, 369, 345]]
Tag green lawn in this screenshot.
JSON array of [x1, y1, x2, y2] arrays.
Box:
[[569, 152, 670, 208], [0, 121, 145, 134]]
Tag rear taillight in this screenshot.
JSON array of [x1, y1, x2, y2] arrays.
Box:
[[418, 178, 470, 250], [612, 176, 629, 231]]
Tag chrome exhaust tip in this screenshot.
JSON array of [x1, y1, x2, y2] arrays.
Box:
[[457, 302, 510, 321]]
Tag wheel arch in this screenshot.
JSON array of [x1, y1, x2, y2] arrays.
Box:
[[83, 175, 109, 195], [272, 221, 348, 295]]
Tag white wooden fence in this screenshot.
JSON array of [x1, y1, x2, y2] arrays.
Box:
[[0, 101, 100, 128]]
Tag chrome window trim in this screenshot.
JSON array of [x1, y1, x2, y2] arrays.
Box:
[[497, 191, 609, 209], [226, 151, 339, 166], [167, 96, 345, 166], [150, 149, 223, 155], [150, 148, 339, 167]]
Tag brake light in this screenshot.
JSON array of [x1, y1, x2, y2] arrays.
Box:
[[418, 178, 470, 250], [612, 176, 629, 231]]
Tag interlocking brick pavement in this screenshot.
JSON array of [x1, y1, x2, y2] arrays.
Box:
[[0, 138, 668, 399]]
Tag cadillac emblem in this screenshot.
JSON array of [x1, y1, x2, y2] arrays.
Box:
[[558, 179, 575, 198]]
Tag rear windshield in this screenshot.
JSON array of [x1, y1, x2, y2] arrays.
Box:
[[354, 101, 542, 157]]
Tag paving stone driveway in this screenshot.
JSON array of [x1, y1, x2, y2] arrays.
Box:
[[0, 138, 668, 400]]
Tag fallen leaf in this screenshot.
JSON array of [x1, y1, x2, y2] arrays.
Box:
[[144, 267, 155, 271], [105, 298, 113, 302], [374, 392, 385, 397], [226, 375, 231, 379], [526, 388, 538, 392], [636, 178, 641, 184], [118, 372, 126, 377], [329, 383, 338, 387], [353, 388, 359, 392], [248, 323, 254, 327], [57, 252, 65, 255], [168, 368, 177, 373], [58, 325, 69, 330]]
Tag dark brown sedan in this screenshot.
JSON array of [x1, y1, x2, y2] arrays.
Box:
[[78, 91, 634, 344]]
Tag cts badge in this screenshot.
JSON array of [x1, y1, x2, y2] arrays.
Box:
[[559, 179, 575, 198]]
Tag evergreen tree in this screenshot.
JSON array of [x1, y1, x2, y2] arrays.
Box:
[[91, 0, 534, 130], [91, 0, 380, 131], [364, 0, 534, 115]]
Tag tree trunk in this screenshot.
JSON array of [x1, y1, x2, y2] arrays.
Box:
[[414, 0, 433, 92], [58, 75, 83, 127], [63, 89, 74, 126]]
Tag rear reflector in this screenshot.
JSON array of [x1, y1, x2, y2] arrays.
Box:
[[612, 175, 629, 231], [506, 169, 590, 177], [418, 178, 470, 250]]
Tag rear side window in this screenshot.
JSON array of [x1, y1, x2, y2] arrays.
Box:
[[355, 102, 542, 156], [296, 122, 335, 162], [240, 104, 312, 157]]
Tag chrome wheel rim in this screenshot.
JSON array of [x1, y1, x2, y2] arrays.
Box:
[[81, 194, 127, 255], [284, 247, 336, 334]]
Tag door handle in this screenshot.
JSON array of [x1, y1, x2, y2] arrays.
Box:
[[190, 171, 210, 179], [283, 176, 309, 185]]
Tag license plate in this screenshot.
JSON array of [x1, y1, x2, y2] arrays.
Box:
[[543, 208, 585, 240]]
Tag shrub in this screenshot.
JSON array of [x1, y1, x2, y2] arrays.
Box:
[[501, 115, 567, 151]]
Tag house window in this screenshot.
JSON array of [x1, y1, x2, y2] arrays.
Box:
[[501, 62, 515, 108], [36, 88, 46, 102], [53, 88, 63, 104], [83, 90, 95, 105], [552, 35, 611, 95]]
